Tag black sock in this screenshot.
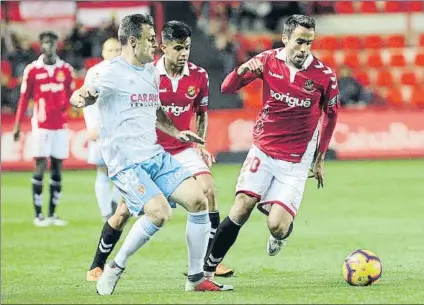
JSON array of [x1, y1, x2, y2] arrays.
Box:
[[49, 179, 61, 217], [207, 211, 220, 252], [204, 216, 241, 273], [90, 221, 123, 270], [31, 177, 43, 217]]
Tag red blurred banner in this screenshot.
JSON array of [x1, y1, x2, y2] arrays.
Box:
[[1, 116, 93, 171], [206, 108, 424, 160], [2, 108, 424, 171]]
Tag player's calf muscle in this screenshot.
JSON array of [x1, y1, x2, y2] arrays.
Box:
[[196, 175, 217, 211], [109, 201, 130, 231]]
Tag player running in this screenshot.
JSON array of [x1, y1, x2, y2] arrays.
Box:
[[83, 38, 122, 221], [85, 20, 233, 283], [13, 31, 74, 227], [203, 15, 340, 281], [70, 14, 232, 294]]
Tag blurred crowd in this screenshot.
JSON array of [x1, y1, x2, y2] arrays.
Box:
[[2, 1, 381, 115]]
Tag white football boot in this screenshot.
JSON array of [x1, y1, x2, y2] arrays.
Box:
[[96, 261, 124, 295], [266, 235, 288, 256], [33, 214, 50, 227], [47, 214, 68, 226]]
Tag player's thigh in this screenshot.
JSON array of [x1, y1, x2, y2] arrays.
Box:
[[152, 151, 194, 206], [51, 129, 69, 159], [169, 177, 207, 212], [31, 128, 52, 158], [173, 147, 211, 176], [235, 145, 274, 201], [111, 164, 165, 217]]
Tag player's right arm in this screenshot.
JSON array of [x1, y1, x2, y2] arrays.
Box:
[[221, 56, 264, 94], [13, 64, 34, 141]]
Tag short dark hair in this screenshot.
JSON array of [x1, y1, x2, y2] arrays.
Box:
[[161, 21, 191, 44], [283, 15, 315, 38], [39, 31, 59, 42], [118, 13, 154, 45]]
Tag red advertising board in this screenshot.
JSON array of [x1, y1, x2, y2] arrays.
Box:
[[1, 116, 93, 171], [2, 108, 424, 171], [206, 108, 424, 160]]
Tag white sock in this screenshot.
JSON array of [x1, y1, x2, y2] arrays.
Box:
[[111, 185, 121, 204], [95, 169, 113, 218], [186, 211, 211, 278], [114, 215, 160, 268]]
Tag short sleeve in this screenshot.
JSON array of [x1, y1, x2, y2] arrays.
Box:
[[84, 63, 115, 98]]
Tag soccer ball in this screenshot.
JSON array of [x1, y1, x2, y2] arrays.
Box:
[[342, 249, 382, 286]]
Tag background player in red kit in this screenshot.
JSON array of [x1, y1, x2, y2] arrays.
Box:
[[85, 21, 233, 282], [203, 15, 340, 281], [13, 31, 74, 227]]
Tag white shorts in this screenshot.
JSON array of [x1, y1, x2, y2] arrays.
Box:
[[172, 147, 211, 176], [235, 142, 316, 218], [87, 140, 105, 166], [31, 128, 69, 159]]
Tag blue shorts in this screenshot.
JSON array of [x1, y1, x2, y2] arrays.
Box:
[[111, 151, 192, 216]]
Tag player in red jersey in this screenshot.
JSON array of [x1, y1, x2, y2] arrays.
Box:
[[85, 21, 233, 283], [13, 31, 74, 227], [203, 15, 340, 280]]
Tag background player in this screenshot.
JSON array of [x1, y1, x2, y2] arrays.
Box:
[[13, 31, 74, 227], [71, 13, 232, 293], [83, 38, 122, 221], [203, 14, 340, 281], [85, 20, 233, 282]]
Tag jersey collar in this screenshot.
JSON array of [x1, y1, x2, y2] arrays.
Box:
[[156, 56, 190, 77], [36, 55, 63, 68], [275, 48, 313, 70]]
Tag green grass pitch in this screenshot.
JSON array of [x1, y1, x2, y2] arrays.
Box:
[[2, 159, 424, 304]]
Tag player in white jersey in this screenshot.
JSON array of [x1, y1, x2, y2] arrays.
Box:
[[83, 38, 122, 221], [70, 14, 232, 294]]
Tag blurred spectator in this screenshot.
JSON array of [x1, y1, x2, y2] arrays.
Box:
[[62, 23, 93, 70], [264, 1, 305, 32], [237, 1, 271, 32], [308, 1, 336, 15], [338, 66, 372, 107], [215, 33, 237, 76], [6, 35, 37, 78]]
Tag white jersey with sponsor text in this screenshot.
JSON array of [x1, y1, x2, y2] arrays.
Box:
[[84, 56, 163, 176]]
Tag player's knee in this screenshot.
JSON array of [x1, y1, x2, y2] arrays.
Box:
[[34, 158, 48, 179], [50, 157, 63, 181], [144, 198, 172, 227], [190, 193, 208, 213], [229, 193, 258, 224], [268, 219, 293, 240], [112, 201, 130, 230]]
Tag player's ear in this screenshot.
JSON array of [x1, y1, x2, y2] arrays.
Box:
[[129, 37, 137, 49], [282, 34, 288, 46], [159, 44, 166, 53]]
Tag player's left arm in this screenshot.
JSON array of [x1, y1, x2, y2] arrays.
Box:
[[313, 72, 341, 188], [194, 72, 215, 166]]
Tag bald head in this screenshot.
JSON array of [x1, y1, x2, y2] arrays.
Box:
[[102, 38, 122, 60]]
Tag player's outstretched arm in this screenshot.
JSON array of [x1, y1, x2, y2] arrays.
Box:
[[70, 86, 99, 108], [156, 107, 205, 145], [221, 57, 263, 94]]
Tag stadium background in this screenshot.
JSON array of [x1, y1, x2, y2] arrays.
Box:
[[1, 1, 424, 304]]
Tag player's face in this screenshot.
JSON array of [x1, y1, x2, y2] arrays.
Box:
[[41, 37, 57, 58], [282, 26, 315, 69], [102, 40, 122, 60], [161, 37, 191, 68], [134, 24, 158, 63]]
